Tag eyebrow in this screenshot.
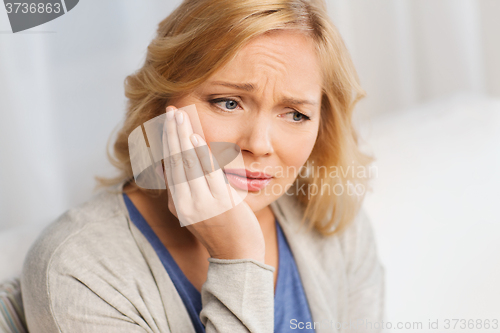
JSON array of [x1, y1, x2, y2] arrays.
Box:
[[209, 81, 318, 106], [211, 81, 255, 92]]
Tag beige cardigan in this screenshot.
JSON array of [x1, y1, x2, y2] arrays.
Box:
[[21, 181, 385, 333]]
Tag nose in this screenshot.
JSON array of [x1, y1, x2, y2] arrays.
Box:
[[237, 113, 274, 157]]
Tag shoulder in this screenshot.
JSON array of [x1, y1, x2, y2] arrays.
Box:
[[334, 208, 382, 276], [20, 182, 153, 326], [272, 193, 381, 268], [272, 193, 376, 243], [20, 183, 169, 332], [336, 207, 378, 253], [22, 183, 135, 275]]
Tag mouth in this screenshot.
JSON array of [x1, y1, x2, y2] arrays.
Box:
[[223, 168, 273, 192]]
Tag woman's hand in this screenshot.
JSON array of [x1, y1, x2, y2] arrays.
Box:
[[161, 105, 266, 264]]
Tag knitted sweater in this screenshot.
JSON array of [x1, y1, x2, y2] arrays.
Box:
[[21, 181, 385, 332]]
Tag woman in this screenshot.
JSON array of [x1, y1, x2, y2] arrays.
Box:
[[21, 0, 385, 332]]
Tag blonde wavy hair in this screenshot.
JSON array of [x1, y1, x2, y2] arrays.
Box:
[[95, 0, 375, 236]]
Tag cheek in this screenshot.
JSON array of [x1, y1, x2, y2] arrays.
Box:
[[196, 106, 239, 143], [276, 131, 318, 179]]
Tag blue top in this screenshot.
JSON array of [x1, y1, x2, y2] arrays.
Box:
[[123, 193, 314, 332]]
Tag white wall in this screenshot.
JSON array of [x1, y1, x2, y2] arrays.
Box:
[[0, 0, 183, 231], [327, 0, 500, 123]]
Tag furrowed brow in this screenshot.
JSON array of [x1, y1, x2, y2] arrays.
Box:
[[209, 81, 318, 106], [210, 81, 256, 92], [281, 96, 318, 106]]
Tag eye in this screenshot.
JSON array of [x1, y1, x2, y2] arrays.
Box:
[[284, 110, 311, 124], [209, 98, 241, 113]]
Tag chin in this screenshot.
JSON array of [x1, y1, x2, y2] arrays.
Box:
[[240, 190, 277, 213]]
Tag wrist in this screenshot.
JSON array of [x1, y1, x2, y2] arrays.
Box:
[[210, 248, 265, 264]]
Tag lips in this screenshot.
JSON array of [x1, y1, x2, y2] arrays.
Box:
[[223, 168, 273, 179], [223, 168, 273, 191]]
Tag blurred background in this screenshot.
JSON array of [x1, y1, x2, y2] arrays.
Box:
[[0, 0, 499, 331]]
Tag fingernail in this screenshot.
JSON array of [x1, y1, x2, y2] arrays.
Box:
[[166, 110, 175, 121], [175, 111, 183, 124], [190, 134, 199, 146]]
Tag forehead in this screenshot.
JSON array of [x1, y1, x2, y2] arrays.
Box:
[[208, 29, 322, 93]]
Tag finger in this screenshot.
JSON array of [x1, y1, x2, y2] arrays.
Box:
[[175, 109, 210, 184], [164, 106, 190, 197], [194, 143, 215, 177], [175, 109, 213, 200], [191, 134, 233, 201]]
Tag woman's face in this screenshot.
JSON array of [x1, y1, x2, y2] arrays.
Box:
[[170, 29, 323, 215]]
